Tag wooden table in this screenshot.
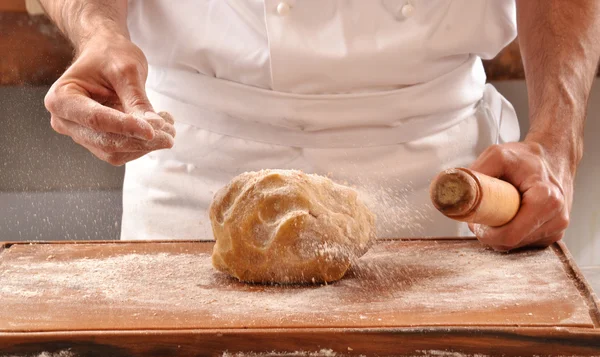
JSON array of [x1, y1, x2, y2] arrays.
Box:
[[0, 239, 599, 356]]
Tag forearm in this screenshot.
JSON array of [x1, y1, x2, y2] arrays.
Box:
[[39, 0, 128, 51], [517, 0, 600, 170]]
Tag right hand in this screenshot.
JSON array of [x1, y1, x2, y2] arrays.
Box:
[[45, 31, 175, 166]]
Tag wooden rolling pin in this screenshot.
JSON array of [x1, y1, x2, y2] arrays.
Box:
[[429, 168, 521, 227]]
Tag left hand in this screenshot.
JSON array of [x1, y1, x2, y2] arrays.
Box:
[[468, 136, 575, 251]]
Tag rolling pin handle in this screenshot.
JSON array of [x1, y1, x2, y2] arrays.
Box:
[[429, 168, 521, 227]]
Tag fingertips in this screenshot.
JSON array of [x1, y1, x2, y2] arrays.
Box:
[[471, 222, 526, 252], [160, 122, 176, 138], [49, 91, 155, 140], [158, 111, 175, 125], [125, 114, 156, 140], [143, 111, 166, 130], [150, 130, 175, 150]]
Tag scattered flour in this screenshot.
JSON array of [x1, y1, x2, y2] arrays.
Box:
[[0, 241, 592, 332], [2, 351, 75, 357]]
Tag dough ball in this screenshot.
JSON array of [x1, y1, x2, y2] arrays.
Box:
[[209, 169, 376, 284]]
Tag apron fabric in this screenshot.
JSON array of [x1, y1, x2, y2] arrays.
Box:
[[122, 0, 520, 240], [121, 81, 519, 240]]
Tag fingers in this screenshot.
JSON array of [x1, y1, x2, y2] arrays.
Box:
[[107, 68, 169, 132], [143, 111, 167, 130], [470, 181, 568, 251], [160, 122, 176, 137], [51, 115, 174, 165], [45, 85, 156, 140], [469, 145, 514, 178], [158, 111, 175, 125], [158, 111, 176, 137], [470, 144, 522, 188], [107, 58, 159, 120]]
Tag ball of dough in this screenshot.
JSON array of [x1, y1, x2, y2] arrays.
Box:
[[209, 169, 376, 284]]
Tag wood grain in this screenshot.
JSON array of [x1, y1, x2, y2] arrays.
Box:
[[2, 328, 600, 356], [554, 241, 600, 326], [0, 239, 599, 356]]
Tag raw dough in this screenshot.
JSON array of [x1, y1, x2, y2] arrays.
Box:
[[209, 169, 376, 284]]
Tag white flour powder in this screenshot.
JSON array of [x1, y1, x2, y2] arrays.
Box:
[[0, 241, 591, 330]]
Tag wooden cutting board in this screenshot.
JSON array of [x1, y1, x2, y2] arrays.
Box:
[[0, 239, 599, 356]]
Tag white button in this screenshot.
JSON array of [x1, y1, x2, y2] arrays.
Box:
[[277, 2, 291, 16], [401, 3, 415, 18]]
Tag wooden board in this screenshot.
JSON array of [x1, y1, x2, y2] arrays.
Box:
[[0, 239, 599, 356]]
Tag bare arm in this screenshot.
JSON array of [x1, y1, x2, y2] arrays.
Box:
[[470, 0, 600, 250], [39, 0, 128, 51], [40, 0, 175, 166], [518, 0, 600, 170]]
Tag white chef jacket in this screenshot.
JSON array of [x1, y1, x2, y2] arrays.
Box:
[[122, 0, 520, 240]]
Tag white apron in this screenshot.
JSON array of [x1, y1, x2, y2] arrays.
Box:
[[122, 0, 520, 240]]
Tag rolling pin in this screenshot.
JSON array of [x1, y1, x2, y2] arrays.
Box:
[[429, 168, 521, 227]]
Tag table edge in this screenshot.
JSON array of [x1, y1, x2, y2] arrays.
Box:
[[1, 325, 600, 337], [554, 241, 600, 327]]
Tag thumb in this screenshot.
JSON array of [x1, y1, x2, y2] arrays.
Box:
[[112, 66, 165, 130]]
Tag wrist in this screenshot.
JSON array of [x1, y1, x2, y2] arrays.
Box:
[[46, 1, 129, 53], [76, 27, 129, 54], [524, 127, 584, 174], [74, 23, 129, 54]]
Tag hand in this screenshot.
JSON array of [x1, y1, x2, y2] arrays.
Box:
[[468, 137, 575, 251], [44, 31, 175, 166]]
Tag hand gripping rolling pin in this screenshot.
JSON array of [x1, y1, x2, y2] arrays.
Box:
[[429, 168, 521, 227]]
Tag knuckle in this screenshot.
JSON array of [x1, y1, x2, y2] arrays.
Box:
[[44, 90, 59, 113], [526, 155, 544, 173], [113, 60, 140, 78], [528, 142, 544, 156], [545, 186, 564, 211], [556, 212, 570, 231], [488, 144, 511, 163], [127, 95, 151, 109], [530, 183, 556, 206], [549, 194, 563, 211]]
